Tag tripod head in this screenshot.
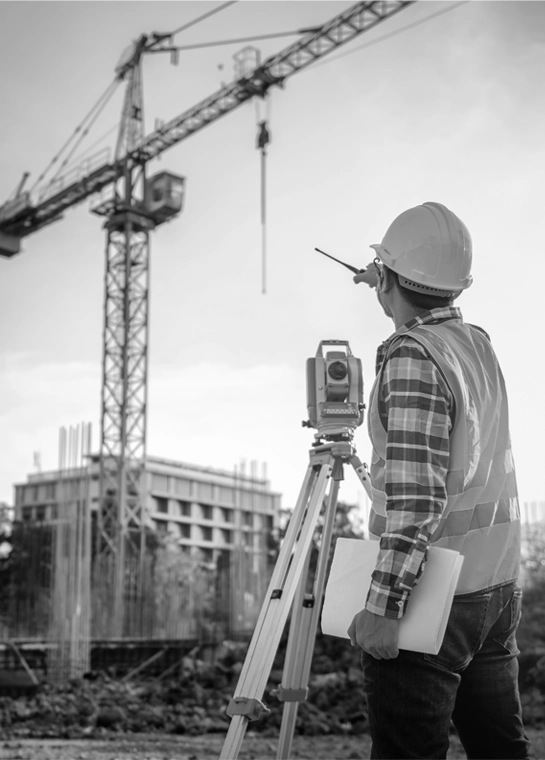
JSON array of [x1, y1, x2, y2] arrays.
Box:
[[302, 340, 364, 440]]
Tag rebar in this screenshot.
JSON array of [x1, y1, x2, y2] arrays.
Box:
[[48, 423, 92, 683]]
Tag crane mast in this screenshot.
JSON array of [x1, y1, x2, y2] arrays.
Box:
[[0, 1, 415, 638], [92, 42, 152, 637]]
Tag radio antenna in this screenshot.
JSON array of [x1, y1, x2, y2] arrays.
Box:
[[315, 247, 362, 274]]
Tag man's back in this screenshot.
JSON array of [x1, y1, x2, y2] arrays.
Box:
[[404, 319, 521, 593]]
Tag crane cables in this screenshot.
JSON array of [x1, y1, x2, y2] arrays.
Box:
[[308, 0, 469, 71], [158, 28, 326, 54], [29, 78, 122, 197], [28, 4, 240, 197], [161, 1, 238, 41], [63, 123, 119, 171]]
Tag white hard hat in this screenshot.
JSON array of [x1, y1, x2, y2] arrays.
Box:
[[370, 202, 473, 296]]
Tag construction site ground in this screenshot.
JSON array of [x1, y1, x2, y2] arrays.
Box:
[[2, 730, 545, 760]]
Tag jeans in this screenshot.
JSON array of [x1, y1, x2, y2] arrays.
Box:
[[361, 581, 536, 759]]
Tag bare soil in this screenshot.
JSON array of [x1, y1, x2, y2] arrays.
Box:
[[2, 729, 545, 760]]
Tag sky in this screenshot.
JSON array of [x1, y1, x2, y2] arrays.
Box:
[[1, 0, 545, 515]]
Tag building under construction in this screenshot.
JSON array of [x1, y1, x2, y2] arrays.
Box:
[[1, 438, 280, 681], [14, 454, 279, 567]]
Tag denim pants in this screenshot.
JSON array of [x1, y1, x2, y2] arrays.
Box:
[[361, 581, 536, 759]]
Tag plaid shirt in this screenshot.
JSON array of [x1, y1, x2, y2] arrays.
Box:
[[366, 307, 465, 619]]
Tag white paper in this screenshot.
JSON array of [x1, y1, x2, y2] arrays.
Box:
[[321, 538, 464, 655]]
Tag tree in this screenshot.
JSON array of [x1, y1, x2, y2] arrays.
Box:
[[0, 502, 13, 559], [518, 523, 545, 654], [520, 523, 545, 587]]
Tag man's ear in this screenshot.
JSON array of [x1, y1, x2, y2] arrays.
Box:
[[381, 266, 395, 293]]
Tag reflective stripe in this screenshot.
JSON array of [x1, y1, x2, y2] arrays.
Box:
[[368, 320, 520, 594], [432, 520, 521, 594], [433, 497, 519, 539], [370, 470, 519, 523], [369, 497, 519, 541]]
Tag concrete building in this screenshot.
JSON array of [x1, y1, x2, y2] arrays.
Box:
[[13, 454, 281, 565]]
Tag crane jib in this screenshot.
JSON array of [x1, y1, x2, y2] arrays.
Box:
[[0, 0, 414, 244]]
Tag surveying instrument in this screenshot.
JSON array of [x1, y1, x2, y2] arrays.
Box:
[[220, 340, 373, 759]]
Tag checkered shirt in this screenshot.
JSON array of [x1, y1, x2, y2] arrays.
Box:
[[366, 307, 467, 619]]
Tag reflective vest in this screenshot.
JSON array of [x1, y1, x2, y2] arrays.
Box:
[[367, 320, 521, 594]]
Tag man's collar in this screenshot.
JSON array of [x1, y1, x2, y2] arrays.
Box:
[[379, 306, 463, 352]]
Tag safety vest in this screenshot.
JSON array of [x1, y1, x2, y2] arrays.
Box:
[[367, 320, 521, 595]]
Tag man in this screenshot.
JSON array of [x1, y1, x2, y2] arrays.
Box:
[[348, 202, 535, 759]]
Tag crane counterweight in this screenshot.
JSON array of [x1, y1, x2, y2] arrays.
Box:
[[0, 229, 21, 258]]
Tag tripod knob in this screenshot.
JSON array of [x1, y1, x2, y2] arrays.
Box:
[[302, 420, 312, 428]]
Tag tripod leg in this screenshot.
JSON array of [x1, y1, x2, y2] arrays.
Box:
[[275, 476, 341, 760], [349, 453, 372, 499], [219, 454, 334, 760]]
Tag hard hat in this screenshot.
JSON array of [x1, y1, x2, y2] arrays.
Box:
[[370, 202, 473, 296]]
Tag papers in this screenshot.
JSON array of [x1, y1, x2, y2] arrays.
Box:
[[321, 538, 464, 655]]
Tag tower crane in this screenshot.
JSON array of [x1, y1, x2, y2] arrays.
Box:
[[0, 0, 414, 637]]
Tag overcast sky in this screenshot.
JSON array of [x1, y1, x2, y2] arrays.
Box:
[[1, 1, 544, 513]]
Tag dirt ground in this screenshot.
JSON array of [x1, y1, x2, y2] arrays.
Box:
[[2, 729, 544, 760]]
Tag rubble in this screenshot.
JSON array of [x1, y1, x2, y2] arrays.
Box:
[[0, 633, 368, 739], [0, 633, 543, 739]]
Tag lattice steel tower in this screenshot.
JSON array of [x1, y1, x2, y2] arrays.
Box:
[[91, 37, 181, 637]]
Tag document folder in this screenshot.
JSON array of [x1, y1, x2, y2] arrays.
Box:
[[321, 538, 464, 655]]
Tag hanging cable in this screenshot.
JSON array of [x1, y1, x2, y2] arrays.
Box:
[[29, 78, 121, 194], [256, 96, 271, 295]]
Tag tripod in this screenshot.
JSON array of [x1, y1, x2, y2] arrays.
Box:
[[220, 430, 372, 759]]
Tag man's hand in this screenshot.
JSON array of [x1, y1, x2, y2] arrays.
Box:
[[347, 608, 400, 660], [353, 262, 378, 288]]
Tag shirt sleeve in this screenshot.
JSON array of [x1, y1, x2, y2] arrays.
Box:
[[365, 338, 453, 619]]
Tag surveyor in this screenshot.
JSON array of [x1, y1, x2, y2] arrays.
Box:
[[348, 201, 535, 759]]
